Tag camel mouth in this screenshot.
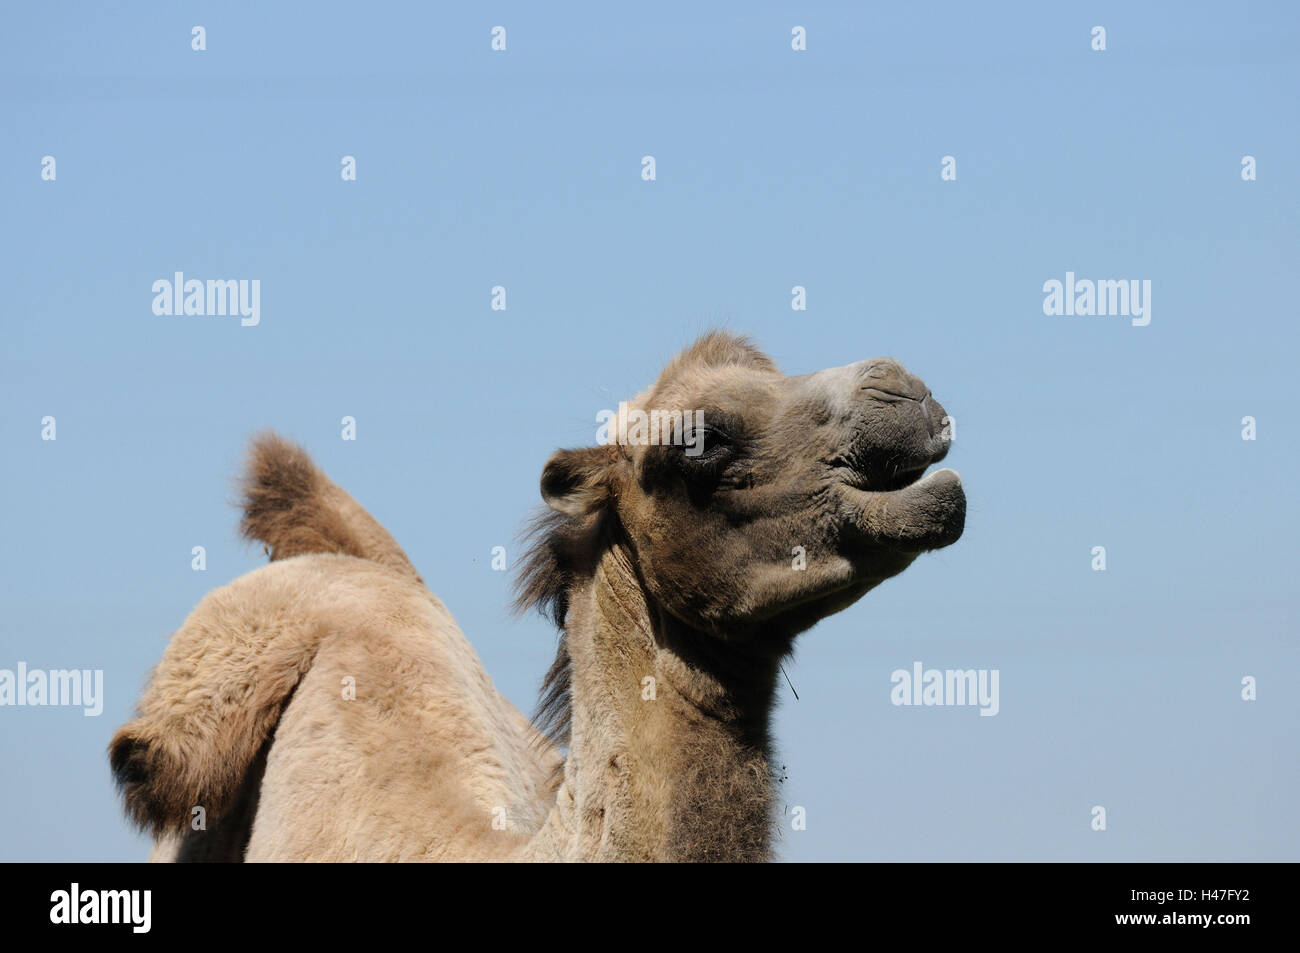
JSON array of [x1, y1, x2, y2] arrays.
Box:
[[838, 457, 937, 493], [834, 414, 952, 494], [876, 463, 931, 492], [838, 468, 923, 493]]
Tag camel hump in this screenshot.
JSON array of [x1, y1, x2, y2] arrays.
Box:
[[239, 432, 422, 584], [109, 554, 404, 838]]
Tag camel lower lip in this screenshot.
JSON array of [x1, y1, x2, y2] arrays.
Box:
[[839, 468, 966, 552]]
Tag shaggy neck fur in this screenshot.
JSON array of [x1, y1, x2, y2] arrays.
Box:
[[523, 544, 783, 862]]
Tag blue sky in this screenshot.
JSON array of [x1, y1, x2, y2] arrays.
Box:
[[1, 2, 1296, 861]]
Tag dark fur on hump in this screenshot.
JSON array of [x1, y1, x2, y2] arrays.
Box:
[[239, 432, 365, 559], [513, 331, 778, 750], [238, 431, 422, 583]]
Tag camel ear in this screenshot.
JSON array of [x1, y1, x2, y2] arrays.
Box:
[[540, 446, 617, 517]]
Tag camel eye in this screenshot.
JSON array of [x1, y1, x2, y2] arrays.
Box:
[[681, 427, 733, 466]]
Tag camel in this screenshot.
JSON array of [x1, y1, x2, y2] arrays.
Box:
[[110, 332, 965, 861]]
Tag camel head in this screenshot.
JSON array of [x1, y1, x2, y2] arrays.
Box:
[[528, 332, 965, 645]]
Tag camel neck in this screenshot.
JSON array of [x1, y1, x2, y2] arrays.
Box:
[[528, 544, 782, 862]]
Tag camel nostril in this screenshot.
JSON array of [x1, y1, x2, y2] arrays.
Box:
[[862, 382, 926, 402], [923, 393, 952, 440]]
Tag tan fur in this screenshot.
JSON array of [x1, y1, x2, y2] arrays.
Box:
[[112, 332, 965, 861]]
